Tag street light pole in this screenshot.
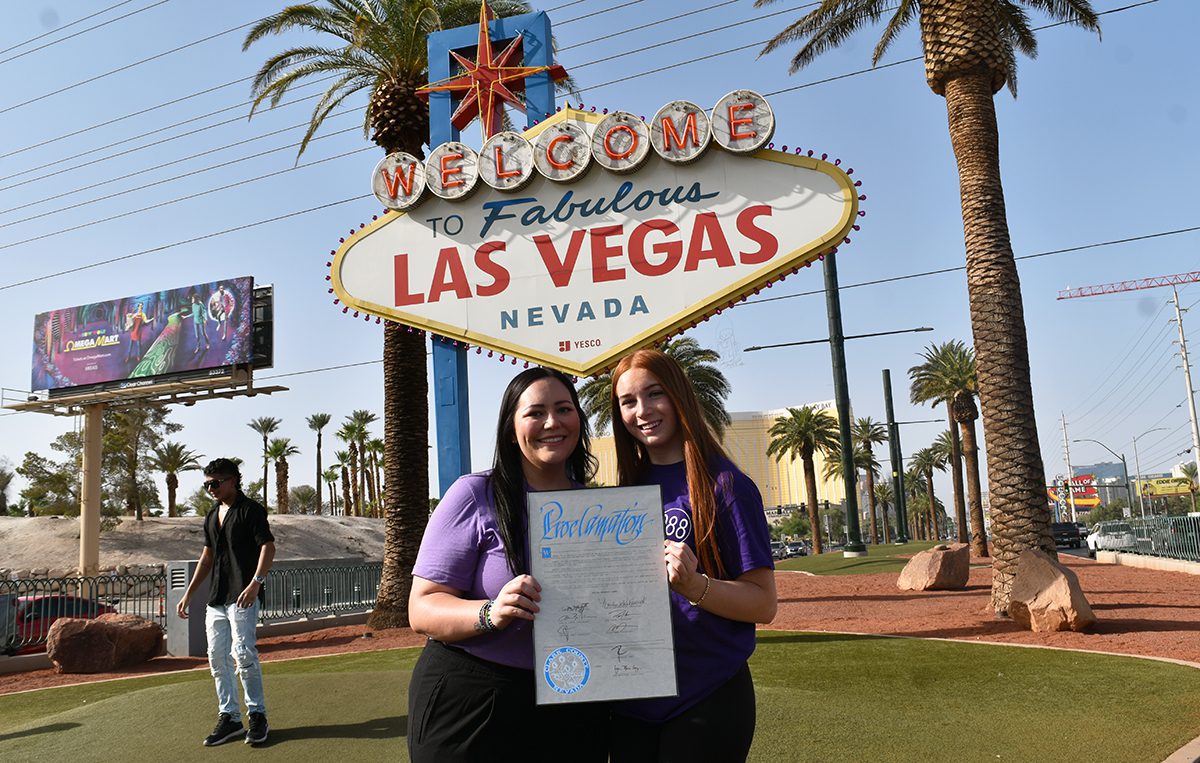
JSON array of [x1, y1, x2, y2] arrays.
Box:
[[1072, 438, 1135, 519], [1130, 427, 1168, 519]]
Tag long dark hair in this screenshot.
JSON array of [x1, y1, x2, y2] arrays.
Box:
[[611, 349, 729, 579], [492, 367, 596, 576]]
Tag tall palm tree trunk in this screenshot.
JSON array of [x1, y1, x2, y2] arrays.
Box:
[[864, 467, 879, 544], [166, 473, 178, 518], [881, 503, 891, 544], [924, 470, 937, 540], [261, 434, 270, 507], [341, 466, 352, 518], [370, 322, 430, 629], [276, 461, 288, 514], [945, 403, 968, 543], [349, 444, 361, 517], [315, 430, 323, 515], [960, 418, 988, 557], [943, 69, 1053, 613], [801, 455, 823, 555], [365, 468, 378, 517]]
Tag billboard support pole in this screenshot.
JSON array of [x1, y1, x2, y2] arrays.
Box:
[[426, 11, 556, 496], [883, 369, 908, 544], [80, 403, 104, 577]]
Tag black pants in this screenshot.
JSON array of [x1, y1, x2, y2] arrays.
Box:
[[408, 639, 608, 763], [609, 663, 756, 763]]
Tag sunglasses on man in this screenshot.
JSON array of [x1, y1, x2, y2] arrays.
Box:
[[203, 476, 233, 492]]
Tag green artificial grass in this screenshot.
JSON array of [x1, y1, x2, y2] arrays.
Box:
[[1, 635, 1197, 762], [776, 540, 981, 575]]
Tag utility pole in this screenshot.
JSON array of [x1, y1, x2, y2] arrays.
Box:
[[1171, 287, 1200, 478], [1132, 435, 1147, 519], [824, 253, 866, 556], [882, 369, 908, 543], [1061, 414, 1078, 522]]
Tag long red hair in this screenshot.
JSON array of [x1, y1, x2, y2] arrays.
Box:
[[611, 349, 728, 579]]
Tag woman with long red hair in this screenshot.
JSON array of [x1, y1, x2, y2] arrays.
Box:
[[609, 348, 776, 762]]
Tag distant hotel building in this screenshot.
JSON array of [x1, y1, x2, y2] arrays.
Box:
[[591, 401, 847, 514]]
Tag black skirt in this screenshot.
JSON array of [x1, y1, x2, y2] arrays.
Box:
[[408, 638, 609, 763]]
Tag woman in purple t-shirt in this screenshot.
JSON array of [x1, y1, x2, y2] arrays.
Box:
[[407, 367, 607, 762], [609, 348, 777, 763]]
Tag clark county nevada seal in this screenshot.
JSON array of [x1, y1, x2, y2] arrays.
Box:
[[544, 646, 591, 695]]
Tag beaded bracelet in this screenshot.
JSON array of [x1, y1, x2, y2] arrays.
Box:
[[475, 599, 498, 633], [688, 574, 711, 607]]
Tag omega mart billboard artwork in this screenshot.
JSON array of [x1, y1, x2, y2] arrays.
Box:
[[31, 276, 254, 393], [331, 90, 863, 376]]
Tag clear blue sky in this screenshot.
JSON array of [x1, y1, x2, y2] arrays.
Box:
[[0, 0, 1196, 513]]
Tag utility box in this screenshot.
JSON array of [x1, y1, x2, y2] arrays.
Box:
[[165, 560, 210, 657]]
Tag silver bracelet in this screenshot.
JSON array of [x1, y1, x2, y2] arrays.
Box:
[[688, 574, 711, 607]]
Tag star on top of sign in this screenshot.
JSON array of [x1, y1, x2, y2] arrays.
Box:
[[416, 0, 568, 139]]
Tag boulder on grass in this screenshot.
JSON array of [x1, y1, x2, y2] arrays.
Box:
[[897, 543, 970, 591], [1009, 549, 1096, 632], [47, 613, 163, 673]]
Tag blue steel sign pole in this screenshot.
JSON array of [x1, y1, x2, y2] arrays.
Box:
[[425, 11, 558, 496]]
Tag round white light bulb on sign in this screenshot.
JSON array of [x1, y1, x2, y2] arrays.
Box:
[[711, 90, 775, 154], [427, 142, 480, 200], [591, 112, 650, 174], [372, 152, 426, 210], [650, 100, 711, 164], [533, 122, 592, 183], [480, 131, 535, 191]]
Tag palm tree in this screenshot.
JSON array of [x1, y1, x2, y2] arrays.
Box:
[[853, 417, 888, 544], [322, 467, 342, 514], [756, 1, 1100, 612], [873, 480, 895, 543], [244, 0, 545, 630], [247, 417, 281, 506], [334, 449, 352, 516], [910, 446, 948, 541], [145, 442, 203, 517], [265, 438, 301, 514], [0, 462, 12, 515], [366, 437, 386, 517], [336, 420, 364, 516], [349, 410, 379, 514], [822, 443, 880, 544], [767, 406, 840, 555], [910, 341, 988, 558], [1181, 462, 1198, 514], [580, 336, 732, 436], [306, 413, 332, 515]]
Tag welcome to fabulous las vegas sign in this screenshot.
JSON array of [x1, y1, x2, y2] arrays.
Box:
[[329, 90, 861, 377]]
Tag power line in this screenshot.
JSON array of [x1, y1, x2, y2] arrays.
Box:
[[0, 116, 359, 226], [740, 226, 1200, 308], [0, 0, 169, 63], [1065, 301, 1170, 418], [0, 79, 335, 190], [0, 146, 375, 253], [0, 194, 371, 292], [0, 15, 264, 116], [560, 0, 742, 52], [1071, 321, 1175, 426]]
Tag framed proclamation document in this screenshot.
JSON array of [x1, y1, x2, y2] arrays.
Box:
[[528, 485, 678, 705]]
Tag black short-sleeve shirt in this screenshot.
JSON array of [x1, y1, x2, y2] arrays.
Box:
[[203, 492, 275, 607]]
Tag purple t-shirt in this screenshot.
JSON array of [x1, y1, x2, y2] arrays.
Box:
[[616, 457, 775, 722], [412, 470, 534, 669]]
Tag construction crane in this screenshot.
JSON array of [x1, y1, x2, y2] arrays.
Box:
[[1057, 269, 1200, 489], [1057, 271, 1200, 300]]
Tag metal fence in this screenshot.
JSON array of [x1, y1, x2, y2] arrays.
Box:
[[1, 573, 166, 655], [1091, 515, 1200, 563], [259, 563, 382, 622], [3, 562, 383, 655]]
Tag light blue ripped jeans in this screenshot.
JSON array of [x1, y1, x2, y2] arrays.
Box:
[[205, 601, 266, 719]]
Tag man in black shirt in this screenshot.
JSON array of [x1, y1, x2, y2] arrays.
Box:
[[177, 458, 275, 746]]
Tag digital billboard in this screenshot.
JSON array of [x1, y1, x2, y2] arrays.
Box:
[[31, 277, 255, 393]]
